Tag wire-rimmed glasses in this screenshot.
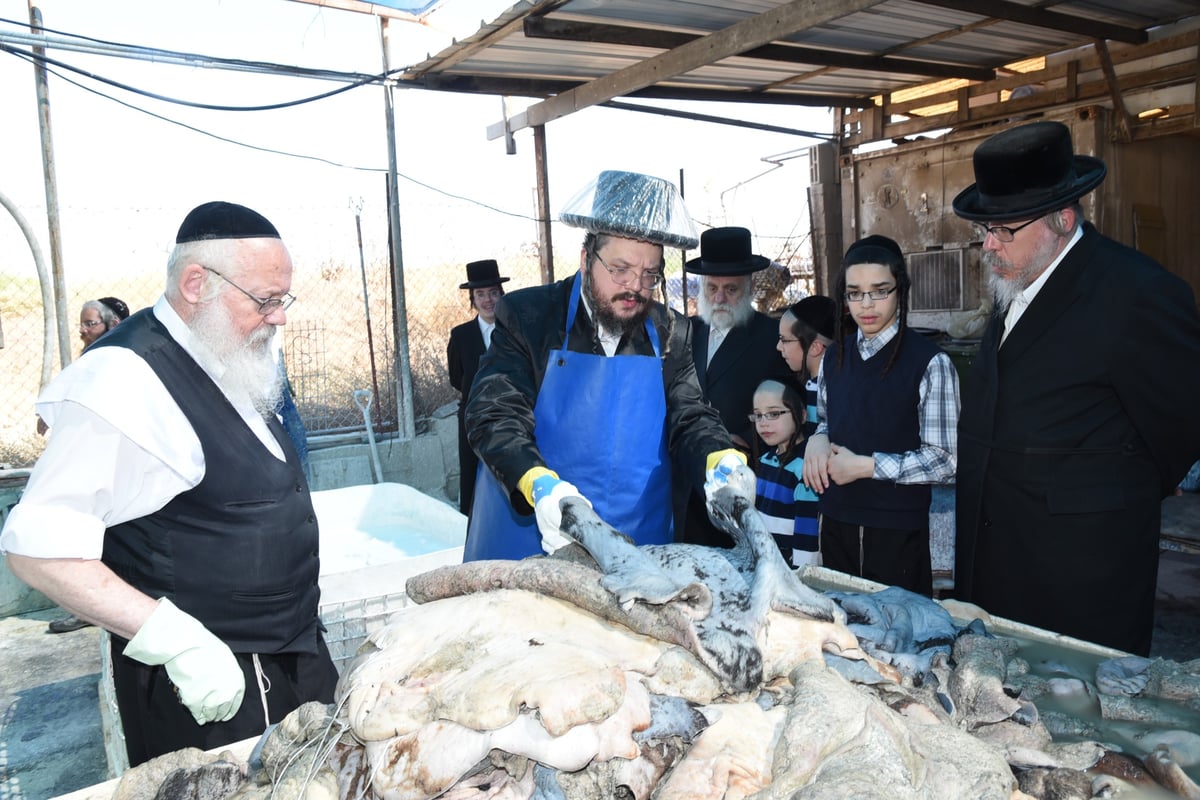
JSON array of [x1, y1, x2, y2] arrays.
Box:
[[591, 250, 664, 290], [204, 267, 296, 314], [973, 217, 1041, 243]]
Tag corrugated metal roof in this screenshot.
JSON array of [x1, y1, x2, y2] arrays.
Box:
[[395, 0, 1200, 143]]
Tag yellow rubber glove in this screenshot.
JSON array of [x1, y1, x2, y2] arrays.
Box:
[[706, 448, 748, 474], [518, 465, 559, 508]]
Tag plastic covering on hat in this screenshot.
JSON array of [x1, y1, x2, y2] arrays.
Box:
[[559, 170, 699, 250]]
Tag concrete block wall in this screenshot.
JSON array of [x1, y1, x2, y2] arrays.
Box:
[[307, 405, 460, 504]]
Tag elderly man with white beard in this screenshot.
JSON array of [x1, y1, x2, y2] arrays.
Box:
[[0, 201, 338, 766], [683, 226, 791, 548]]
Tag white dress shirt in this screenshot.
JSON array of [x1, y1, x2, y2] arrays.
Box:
[[706, 324, 730, 367], [477, 315, 495, 350], [0, 296, 284, 559]]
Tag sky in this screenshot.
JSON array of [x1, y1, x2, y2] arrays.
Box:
[[0, 0, 834, 285]]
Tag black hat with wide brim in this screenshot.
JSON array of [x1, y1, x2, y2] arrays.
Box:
[[952, 121, 1107, 222], [684, 226, 770, 276], [460, 259, 510, 289]]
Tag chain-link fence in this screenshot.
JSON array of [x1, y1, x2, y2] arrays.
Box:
[[0, 199, 813, 469]]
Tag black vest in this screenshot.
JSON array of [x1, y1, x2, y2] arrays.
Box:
[[97, 309, 321, 654], [820, 329, 938, 529]]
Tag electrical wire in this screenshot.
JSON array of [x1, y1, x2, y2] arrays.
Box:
[[0, 14, 385, 87], [0, 17, 822, 237], [1, 44, 541, 221], [0, 41, 390, 111]]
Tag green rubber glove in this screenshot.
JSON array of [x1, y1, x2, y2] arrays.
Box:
[[123, 598, 245, 725]]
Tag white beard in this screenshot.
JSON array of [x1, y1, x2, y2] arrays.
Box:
[[191, 300, 283, 416], [699, 289, 755, 332]]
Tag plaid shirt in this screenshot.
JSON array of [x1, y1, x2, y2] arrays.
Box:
[[815, 322, 959, 485]]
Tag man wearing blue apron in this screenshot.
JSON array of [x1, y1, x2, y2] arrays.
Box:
[[464, 170, 743, 560]]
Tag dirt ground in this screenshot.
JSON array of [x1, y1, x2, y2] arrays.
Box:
[[3, 494, 1199, 799]]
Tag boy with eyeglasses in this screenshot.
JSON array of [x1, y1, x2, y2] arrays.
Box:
[[801, 235, 960, 596]]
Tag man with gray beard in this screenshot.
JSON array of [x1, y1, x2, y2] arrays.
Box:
[[952, 121, 1200, 655], [0, 201, 337, 765], [683, 226, 790, 548]]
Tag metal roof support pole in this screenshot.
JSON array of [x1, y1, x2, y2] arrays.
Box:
[[28, 2, 69, 369], [533, 124, 554, 285], [379, 17, 415, 440]]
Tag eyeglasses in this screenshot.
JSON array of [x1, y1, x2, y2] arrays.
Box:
[[747, 410, 791, 423], [80, 320, 106, 329], [973, 217, 1041, 243], [591, 250, 664, 290], [204, 267, 296, 314], [845, 286, 898, 303]]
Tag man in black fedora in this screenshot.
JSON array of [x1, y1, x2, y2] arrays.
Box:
[[952, 120, 1200, 654], [683, 226, 791, 548], [447, 259, 510, 514]]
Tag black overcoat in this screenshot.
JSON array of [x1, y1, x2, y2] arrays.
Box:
[[691, 310, 792, 444], [447, 317, 487, 514], [684, 309, 790, 546], [955, 224, 1200, 654]]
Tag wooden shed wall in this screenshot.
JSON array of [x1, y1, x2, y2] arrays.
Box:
[[832, 105, 1200, 330]]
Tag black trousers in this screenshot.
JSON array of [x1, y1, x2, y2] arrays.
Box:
[[111, 633, 339, 766], [820, 516, 933, 597]]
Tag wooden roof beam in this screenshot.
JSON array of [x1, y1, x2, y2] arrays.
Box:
[[909, 0, 1147, 45], [522, 16, 995, 82], [491, 0, 886, 136]]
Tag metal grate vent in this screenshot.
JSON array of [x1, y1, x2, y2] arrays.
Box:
[[908, 249, 964, 311]]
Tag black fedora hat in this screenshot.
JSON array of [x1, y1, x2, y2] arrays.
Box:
[[952, 121, 1106, 222], [459, 259, 510, 290], [684, 227, 770, 276]]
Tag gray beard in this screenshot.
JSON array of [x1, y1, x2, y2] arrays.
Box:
[[191, 301, 284, 416], [983, 235, 1061, 314], [987, 270, 1025, 314], [699, 292, 755, 332]]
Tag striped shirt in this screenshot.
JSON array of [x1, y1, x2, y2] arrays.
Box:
[[756, 446, 820, 567]]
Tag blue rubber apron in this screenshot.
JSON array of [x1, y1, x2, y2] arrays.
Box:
[[464, 276, 673, 561]]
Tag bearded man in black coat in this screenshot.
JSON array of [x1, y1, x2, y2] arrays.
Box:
[[952, 121, 1200, 655], [682, 226, 792, 548]]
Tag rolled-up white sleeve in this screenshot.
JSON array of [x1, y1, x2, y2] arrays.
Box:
[[1, 343, 204, 559]]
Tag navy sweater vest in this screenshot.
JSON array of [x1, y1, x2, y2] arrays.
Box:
[[820, 329, 938, 530], [96, 310, 321, 654]]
